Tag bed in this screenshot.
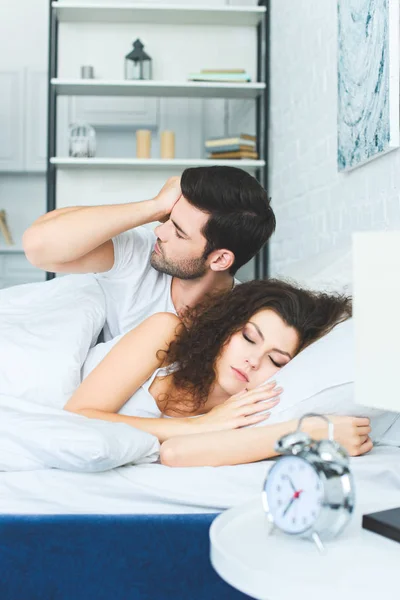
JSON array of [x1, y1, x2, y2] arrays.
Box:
[[0, 461, 264, 600], [1, 272, 399, 599], [0, 513, 247, 599], [1, 446, 400, 599]]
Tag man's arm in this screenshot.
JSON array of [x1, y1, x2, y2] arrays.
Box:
[[159, 417, 373, 466], [23, 177, 181, 274]]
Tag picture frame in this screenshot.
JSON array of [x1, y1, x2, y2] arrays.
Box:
[[337, 0, 399, 171]]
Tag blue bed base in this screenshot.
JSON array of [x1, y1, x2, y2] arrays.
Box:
[[0, 513, 252, 599]]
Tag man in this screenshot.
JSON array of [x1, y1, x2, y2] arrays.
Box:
[[23, 166, 275, 341]]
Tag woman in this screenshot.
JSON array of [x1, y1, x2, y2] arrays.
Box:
[[65, 279, 371, 466]]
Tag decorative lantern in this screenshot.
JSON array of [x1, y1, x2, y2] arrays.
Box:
[[68, 122, 96, 158], [124, 39, 152, 80]]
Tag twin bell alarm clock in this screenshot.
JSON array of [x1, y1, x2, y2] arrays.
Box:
[[262, 413, 355, 551]]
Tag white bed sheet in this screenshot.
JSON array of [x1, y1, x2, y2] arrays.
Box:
[[1, 445, 399, 516]]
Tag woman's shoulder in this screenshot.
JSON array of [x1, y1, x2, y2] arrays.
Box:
[[145, 312, 181, 327], [143, 312, 183, 338], [111, 313, 181, 345]]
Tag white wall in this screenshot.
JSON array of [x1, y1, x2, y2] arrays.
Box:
[[0, 0, 48, 70], [0, 0, 48, 286], [268, 0, 400, 276]]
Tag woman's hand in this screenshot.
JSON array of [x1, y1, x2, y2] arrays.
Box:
[[194, 382, 282, 433], [308, 415, 373, 457]]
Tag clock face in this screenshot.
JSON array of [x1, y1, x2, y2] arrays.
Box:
[[264, 456, 325, 534]]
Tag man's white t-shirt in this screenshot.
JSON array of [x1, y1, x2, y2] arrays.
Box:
[[94, 227, 176, 342]]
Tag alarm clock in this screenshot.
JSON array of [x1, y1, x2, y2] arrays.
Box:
[[262, 413, 355, 551]]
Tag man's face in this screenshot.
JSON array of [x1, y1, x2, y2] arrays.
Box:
[[150, 197, 210, 279]]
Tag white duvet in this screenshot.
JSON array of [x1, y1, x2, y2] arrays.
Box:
[[0, 446, 399, 515], [0, 275, 159, 472]]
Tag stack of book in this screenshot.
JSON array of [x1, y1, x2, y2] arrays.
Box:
[[205, 134, 258, 160], [188, 69, 251, 83]]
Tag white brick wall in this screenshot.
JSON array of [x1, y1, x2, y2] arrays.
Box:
[[269, 0, 400, 276]]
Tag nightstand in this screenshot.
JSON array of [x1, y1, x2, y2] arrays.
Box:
[[210, 497, 399, 600]]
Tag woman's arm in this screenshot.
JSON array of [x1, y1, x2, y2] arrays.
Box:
[[160, 422, 298, 466], [64, 312, 200, 441], [65, 312, 181, 414], [160, 416, 373, 467]]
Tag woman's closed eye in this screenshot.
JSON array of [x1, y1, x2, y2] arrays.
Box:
[[242, 332, 255, 344], [269, 356, 285, 368], [243, 332, 255, 344], [243, 331, 290, 369]]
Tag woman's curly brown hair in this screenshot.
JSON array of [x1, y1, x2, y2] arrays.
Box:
[[164, 279, 352, 413]]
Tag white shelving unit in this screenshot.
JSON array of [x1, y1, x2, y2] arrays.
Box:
[[52, 79, 265, 100], [52, 3, 265, 27], [48, 2, 269, 278], [49, 3, 267, 173], [51, 157, 266, 170]]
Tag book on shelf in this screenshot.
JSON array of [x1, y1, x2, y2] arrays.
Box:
[[188, 72, 251, 83], [205, 143, 257, 153], [200, 68, 246, 74], [205, 134, 256, 149], [209, 150, 259, 160]]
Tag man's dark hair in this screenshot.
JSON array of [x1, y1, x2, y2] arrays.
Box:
[[180, 166, 276, 275]]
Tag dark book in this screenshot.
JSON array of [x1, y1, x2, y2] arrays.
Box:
[[205, 143, 256, 153], [362, 507, 400, 543], [209, 150, 259, 159]]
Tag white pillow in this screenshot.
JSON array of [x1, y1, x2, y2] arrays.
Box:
[[0, 274, 106, 409], [275, 246, 353, 294], [0, 395, 159, 472], [258, 319, 400, 445]]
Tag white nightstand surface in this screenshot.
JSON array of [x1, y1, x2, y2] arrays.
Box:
[[210, 496, 400, 600]]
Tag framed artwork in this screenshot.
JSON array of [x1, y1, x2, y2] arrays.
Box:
[[337, 0, 399, 171]]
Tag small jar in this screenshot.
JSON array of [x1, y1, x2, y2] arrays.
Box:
[[160, 131, 175, 159], [136, 129, 151, 159]]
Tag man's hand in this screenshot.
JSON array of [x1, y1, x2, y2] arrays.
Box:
[[153, 177, 182, 222], [308, 415, 372, 457]]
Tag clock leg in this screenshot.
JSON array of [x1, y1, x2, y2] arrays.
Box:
[[263, 514, 276, 538], [311, 532, 325, 554]]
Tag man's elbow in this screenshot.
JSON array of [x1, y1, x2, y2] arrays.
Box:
[[22, 228, 46, 268]]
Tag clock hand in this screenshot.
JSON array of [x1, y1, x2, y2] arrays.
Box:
[[283, 495, 296, 517], [283, 475, 297, 493], [282, 489, 304, 517]]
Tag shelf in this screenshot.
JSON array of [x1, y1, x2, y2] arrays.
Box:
[[51, 79, 265, 99], [0, 248, 24, 254], [52, 3, 266, 27], [51, 158, 265, 170]]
